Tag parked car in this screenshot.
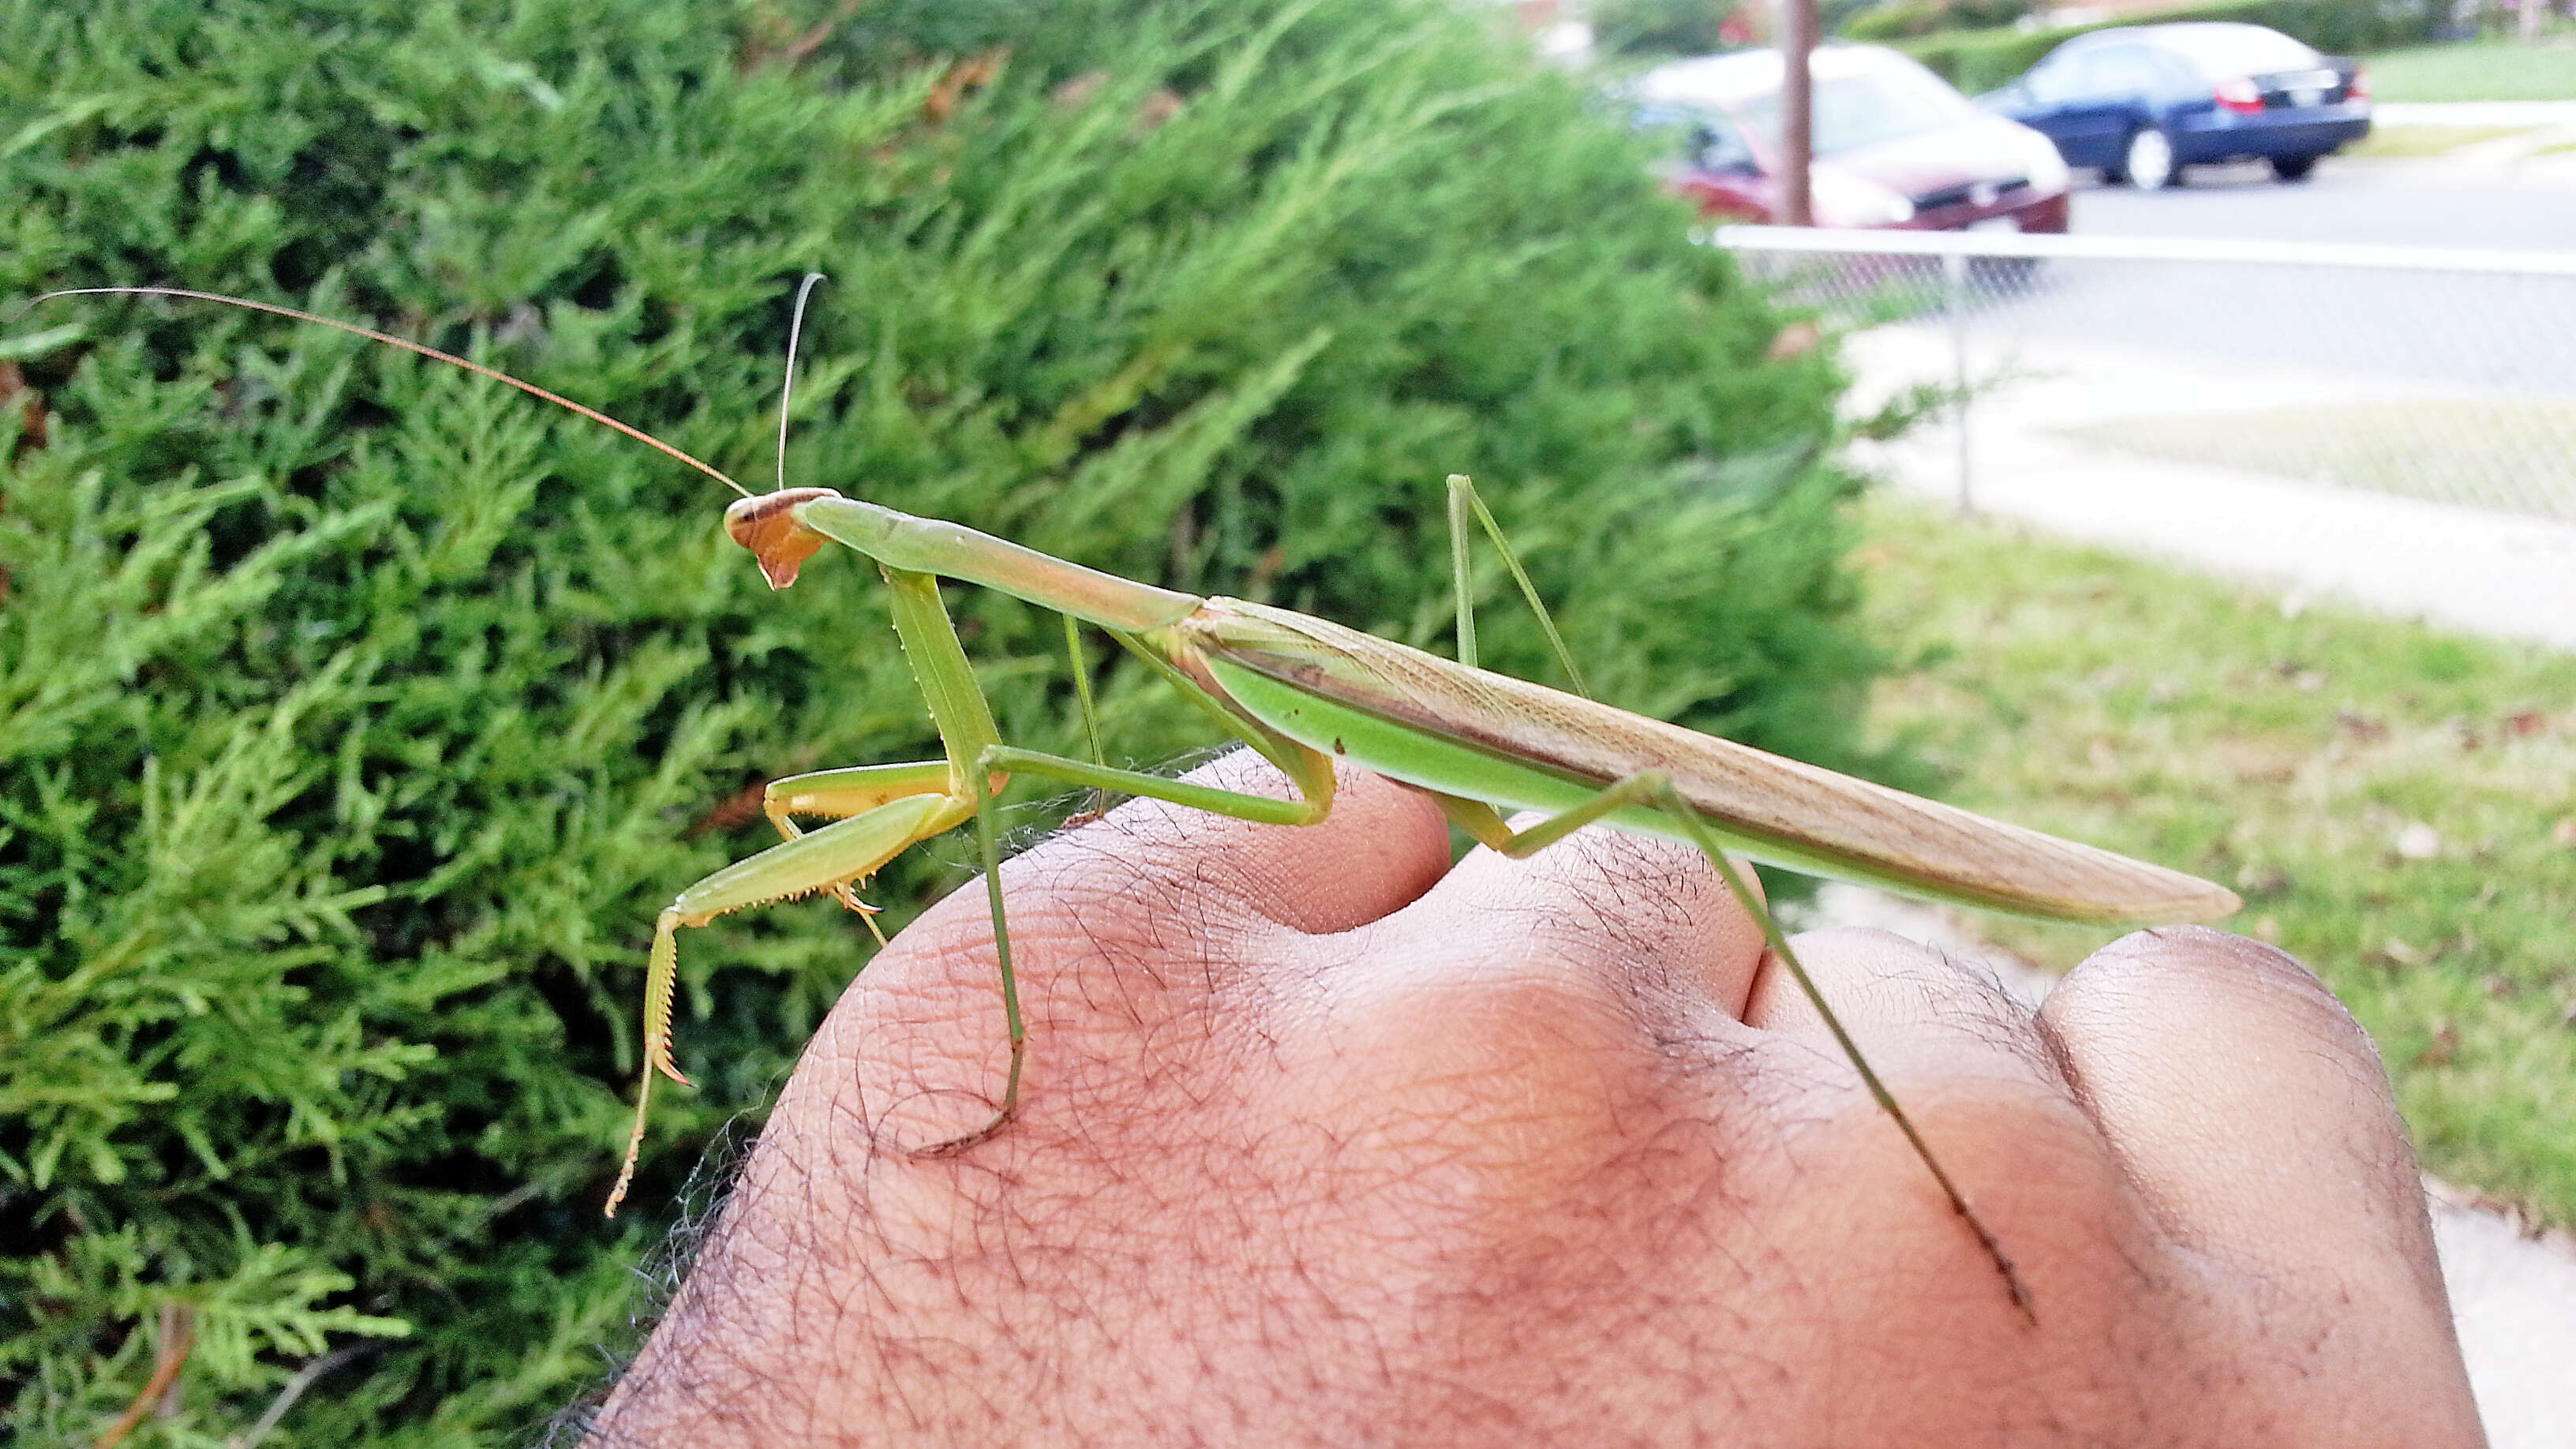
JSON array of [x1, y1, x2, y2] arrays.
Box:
[[1980, 21, 2372, 189], [1632, 44, 2072, 233]]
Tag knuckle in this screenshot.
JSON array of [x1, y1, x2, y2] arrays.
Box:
[[2092, 924, 2364, 1045]]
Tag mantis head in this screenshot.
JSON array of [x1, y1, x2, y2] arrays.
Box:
[[726, 486, 844, 590]]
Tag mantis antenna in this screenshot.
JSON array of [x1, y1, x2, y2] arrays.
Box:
[[31, 286, 754, 499], [777, 272, 829, 494]]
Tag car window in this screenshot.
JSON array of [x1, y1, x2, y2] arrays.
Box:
[[1632, 103, 1761, 173], [1736, 60, 1978, 156], [2076, 46, 2165, 94], [2023, 55, 2087, 103], [2151, 24, 2322, 77]]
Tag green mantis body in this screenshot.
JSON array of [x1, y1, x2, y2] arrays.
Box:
[[47, 287, 2239, 1316], [696, 481, 2238, 1314]]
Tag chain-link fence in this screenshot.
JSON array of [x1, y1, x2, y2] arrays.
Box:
[[1714, 226, 2576, 523]]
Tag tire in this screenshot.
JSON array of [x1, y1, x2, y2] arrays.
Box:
[[2270, 152, 2320, 182], [2121, 126, 2179, 190]]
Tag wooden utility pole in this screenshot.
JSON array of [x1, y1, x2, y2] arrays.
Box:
[[1781, 0, 1816, 226]]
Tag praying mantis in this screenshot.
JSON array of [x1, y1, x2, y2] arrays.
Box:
[[43, 286, 2239, 1316]]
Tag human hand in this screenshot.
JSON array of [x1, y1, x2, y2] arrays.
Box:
[[586, 751, 2481, 1447]]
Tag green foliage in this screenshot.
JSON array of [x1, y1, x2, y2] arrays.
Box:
[[1593, 0, 1744, 58], [2, 0, 1871, 1440], [1844, 0, 2034, 43], [1594, 0, 1893, 58], [1901, 0, 2449, 92]]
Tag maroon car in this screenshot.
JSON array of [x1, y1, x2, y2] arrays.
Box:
[[1634, 44, 2072, 232]]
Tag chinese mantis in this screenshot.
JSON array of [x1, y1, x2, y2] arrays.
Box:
[[43, 286, 2238, 1315]]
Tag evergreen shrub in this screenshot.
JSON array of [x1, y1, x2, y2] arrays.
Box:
[[1592, 0, 1745, 58], [2, 0, 1873, 1440], [1844, 0, 2035, 44], [1594, 0, 1900, 58]]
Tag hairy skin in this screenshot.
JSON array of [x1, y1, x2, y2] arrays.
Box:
[[584, 752, 2482, 1447]]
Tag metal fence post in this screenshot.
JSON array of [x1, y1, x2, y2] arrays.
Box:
[[1944, 249, 1971, 515]]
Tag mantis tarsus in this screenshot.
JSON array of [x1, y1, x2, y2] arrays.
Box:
[[46, 286, 2240, 1317]]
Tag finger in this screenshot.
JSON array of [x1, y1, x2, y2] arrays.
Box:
[[1416, 818, 1773, 1017], [2038, 927, 2447, 1303], [1020, 746, 1454, 936], [1744, 926, 2057, 1088], [837, 747, 1447, 1134], [1267, 820, 1772, 1198]]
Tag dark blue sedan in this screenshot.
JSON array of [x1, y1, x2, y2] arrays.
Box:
[[1981, 22, 2371, 189]]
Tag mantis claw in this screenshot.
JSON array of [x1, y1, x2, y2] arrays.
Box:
[[828, 878, 892, 945], [907, 1103, 1018, 1159]]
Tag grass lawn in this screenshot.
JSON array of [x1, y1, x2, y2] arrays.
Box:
[[1850, 500, 2576, 1227], [2362, 37, 2576, 103]]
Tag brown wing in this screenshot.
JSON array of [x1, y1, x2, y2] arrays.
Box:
[[1189, 599, 2238, 926]]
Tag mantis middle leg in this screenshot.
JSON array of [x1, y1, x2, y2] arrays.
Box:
[[1432, 777, 2031, 1315]]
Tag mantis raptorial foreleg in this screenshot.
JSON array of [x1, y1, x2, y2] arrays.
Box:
[[608, 567, 1337, 1208], [762, 761, 958, 938], [608, 567, 997, 1215], [613, 780, 964, 1213]]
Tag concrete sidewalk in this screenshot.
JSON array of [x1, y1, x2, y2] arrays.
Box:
[[1844, 327, 2576, 650], [2377, 99, 2576, 130], [1825, 327, 2576, 1447], [2364, 101, 2576, 185]]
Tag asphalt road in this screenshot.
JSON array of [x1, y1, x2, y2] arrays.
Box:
[[2067, 156, 2576, 253], [1971, 157, 2576, 394]]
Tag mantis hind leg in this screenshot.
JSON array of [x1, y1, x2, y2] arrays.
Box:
[[1436, 777, 2035, 1320], [1445, 473, 1590, 698], [1440, 477, 2027, 1312]]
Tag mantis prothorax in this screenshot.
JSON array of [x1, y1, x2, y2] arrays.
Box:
[[44, 286, 2239, 1317]]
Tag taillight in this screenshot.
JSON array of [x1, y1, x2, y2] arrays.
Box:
[[2215, 77, 2265, 115], [2346, 67, 2371, 103]]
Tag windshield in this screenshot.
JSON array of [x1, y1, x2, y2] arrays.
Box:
[[2151, 24, 2323, 77], [1634, 102, 1762, 173], [1735, 62, 1978, 156]]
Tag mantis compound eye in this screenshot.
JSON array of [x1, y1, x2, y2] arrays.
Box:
[[725, 486, 844, 589]]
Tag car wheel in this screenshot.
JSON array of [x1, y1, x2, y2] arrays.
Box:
[[2122, 126, 2179, 190], [2270, 152, 2320, 182]]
